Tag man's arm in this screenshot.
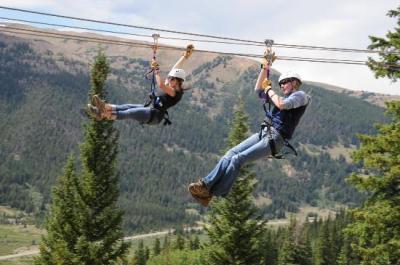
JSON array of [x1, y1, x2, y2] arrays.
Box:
[[266, 88, 285, 109]]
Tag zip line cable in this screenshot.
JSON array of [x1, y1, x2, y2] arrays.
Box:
[[3, 17, 399, 59], [1, 26, 378, 66], [3, 26, 400, 69], [0, 6, 261, 45], [1, 5, 399, 56], [0, 16, 266, 47], [4, 26, 399, 69]]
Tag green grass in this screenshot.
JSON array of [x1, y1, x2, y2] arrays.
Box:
[[0, 225, 44, 256], [0, 256, 35, 265]]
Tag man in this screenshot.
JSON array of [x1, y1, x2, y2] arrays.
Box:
[[188, 66, 311, 206]]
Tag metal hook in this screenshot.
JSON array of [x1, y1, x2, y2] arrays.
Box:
[[263, 39, 276, 65], [152, 33, 160, 52]]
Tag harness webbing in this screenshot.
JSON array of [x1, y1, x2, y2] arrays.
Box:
[[143, 34, 171, 125], [259, 41, 297, 159]]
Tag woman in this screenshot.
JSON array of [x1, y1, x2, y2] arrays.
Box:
[[188, 67, 311, 207], [88, 44, 194, 125]]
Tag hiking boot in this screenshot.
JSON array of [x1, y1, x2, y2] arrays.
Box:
[[190, 193, 212, 207], [188, 180, 211, 198], [87, 104, 101, 120], [92, 94, 106, 114]]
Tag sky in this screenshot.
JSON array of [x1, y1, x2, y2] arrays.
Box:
[[0, 0, 399, 95]]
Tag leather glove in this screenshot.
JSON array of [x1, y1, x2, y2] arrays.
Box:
[[183, 44, 194, 58]]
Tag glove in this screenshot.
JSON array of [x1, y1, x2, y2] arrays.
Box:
[[151, 59, 159, 70], [183, 44, 194, 58], [261, 50, 277, 69], [262, 79, 272, 89]]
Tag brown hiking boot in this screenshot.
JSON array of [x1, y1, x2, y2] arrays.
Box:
[[190, 193, 212, 207], [188, 180, 211, 198], [92, 94, 106, 114], [87, 104, 102, 120], [188, 180, 212, 207]]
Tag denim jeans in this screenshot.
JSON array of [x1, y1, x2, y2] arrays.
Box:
[[203, 127, 284, 197], [113, 104, 152, 123]]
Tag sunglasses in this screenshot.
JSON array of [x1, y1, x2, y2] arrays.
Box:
[[279, 78, 293, 86], [168, 76, 177, 81]]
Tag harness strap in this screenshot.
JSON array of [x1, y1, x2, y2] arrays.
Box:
[[259, 115, 298, 159], [146, 108, 172, 126]]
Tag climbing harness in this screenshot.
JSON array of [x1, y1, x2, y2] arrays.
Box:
[[258, 40, 298, 159], [144, 33, 172, 125]]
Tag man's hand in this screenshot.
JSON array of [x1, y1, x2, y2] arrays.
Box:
[[262, 79, 272, 89]]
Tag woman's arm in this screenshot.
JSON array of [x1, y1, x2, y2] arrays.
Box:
[[171, 44, 194, 70], [155, 70, 176, 97], [154, 44, 194, 97]]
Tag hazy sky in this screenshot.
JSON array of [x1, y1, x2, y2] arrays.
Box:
[[0, 0, 399, 95]]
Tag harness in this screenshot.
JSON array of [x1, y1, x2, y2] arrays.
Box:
[[143, 33, 171, 126], [259, 40, 298, 159], [259, 99, 298, 159]]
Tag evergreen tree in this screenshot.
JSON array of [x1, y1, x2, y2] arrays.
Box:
[[35, 156, 81, 264], [337, 234, 359, 265], [313, 220, 334, 265], [37, 52, 129, 264], [189, 235, 200, 250], [153, 238, 161, 256], [204, 99, 266, 265], [367, 5, 400, 81], [260, 229, 278, 265], [345, 101, 400, 264], [277, 218, 311, 265], [131, 240, 147, 265], [277, 228, 298, 265], [162, 235, 170, 252], [173, 234, 185, 250]]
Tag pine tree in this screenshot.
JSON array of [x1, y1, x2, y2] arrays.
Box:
[[162, 235, 170, 252], [37, 52, 129, 264], [35, 156, 80, 264], [277, 218, 311, 265], [153, 238, 161, 256], [131, 240, 147, 265], [260, 229, 278, 265], [277, 228, 298, 265], [173, 234, 185, 250], [367, 5, 400, 81], [189, 235, 200, 250], [345, 101, 400, 264], [204, 99, 266, 265], [313, 220, 334, 265]]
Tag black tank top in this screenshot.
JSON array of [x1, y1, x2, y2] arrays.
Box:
[[155, 90, 183, 111]]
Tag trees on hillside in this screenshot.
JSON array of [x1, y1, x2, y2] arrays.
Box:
[[35, 52, 129, 264]]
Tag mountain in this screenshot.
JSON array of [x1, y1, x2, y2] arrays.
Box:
[[0, 24, 391, 232]]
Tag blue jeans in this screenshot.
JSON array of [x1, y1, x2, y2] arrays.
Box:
[[113, 104, 152, 123], [203, 127, 284, 197]]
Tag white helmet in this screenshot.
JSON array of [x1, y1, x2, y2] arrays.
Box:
[[278, 70, 302, 85], [168, 68, 186, 81]]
